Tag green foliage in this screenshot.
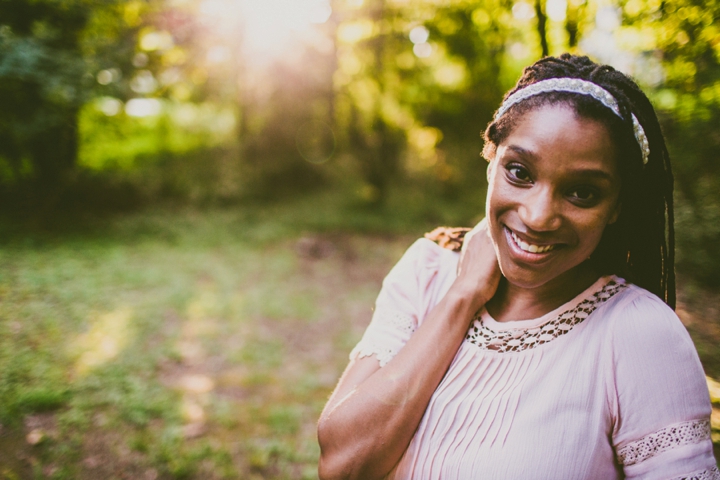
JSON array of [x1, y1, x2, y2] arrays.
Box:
[[78, 100, 236, 171], [0, 16, 87, 182], [331, 0, 513, 203], [621, 0, 720, 285], [1, 0, 719, 282]]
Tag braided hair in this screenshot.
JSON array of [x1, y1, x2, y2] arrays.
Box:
[[482, 54, 675, 308]]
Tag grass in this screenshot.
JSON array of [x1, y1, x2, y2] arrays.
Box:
[[0, 188, 719, 478], [0, 189, 469, 479]]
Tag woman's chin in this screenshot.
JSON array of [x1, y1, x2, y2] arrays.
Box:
[[500, 269, 553, 290], [498, 259, 595, 292]]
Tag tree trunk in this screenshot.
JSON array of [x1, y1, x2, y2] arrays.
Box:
[[565, 3, 580, 49], [30, 107, 79, 187], [363, 0, 402, 205], [535, 0, 549, 57]]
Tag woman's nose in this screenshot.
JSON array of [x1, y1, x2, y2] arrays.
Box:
[[517, 187, 562, 232]]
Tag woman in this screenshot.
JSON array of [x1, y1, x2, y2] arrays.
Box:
[[317, 54, 717, 479]]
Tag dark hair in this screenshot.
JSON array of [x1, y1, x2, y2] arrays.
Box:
[[483, 54, 675, 308]]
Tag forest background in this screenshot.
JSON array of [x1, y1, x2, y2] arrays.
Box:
[[1, 0, 720, 478]]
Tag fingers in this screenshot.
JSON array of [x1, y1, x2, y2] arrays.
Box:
[[458, 218, 493, 276], [453, 217, 501, 310], [460, 218, 487, 255]]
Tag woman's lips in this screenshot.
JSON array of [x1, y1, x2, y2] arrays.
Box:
[[504, 227, 560, 263], [509, 229, 555, 253]]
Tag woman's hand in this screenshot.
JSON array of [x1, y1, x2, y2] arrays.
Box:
[[454, 219, 502, 313]]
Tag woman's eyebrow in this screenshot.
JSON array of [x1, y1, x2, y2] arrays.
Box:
[[506, 144, 538, 159], [567, 169, 615, 182]]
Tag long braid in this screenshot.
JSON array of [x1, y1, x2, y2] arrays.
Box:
[[483, 54, 676, 308]]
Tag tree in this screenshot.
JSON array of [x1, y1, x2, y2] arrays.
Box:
[[332, 0, 515, 204], [0, 0, 91, 187], [535, 0, 549, 56], [621, 0, 720, 285]]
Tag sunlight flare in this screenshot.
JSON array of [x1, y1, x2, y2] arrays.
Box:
[[199, 0, 332, 65]]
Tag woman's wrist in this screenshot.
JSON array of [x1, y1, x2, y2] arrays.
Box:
[[444, 282, 490, 320]]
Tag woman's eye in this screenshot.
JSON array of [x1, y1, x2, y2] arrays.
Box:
[[507, 165, 532, 182], [568, 187, 598, 203]]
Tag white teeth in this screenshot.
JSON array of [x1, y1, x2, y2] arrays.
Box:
[[510, 231, 555, 254]]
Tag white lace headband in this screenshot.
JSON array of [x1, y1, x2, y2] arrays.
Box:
[[495, 78, 650, 165]]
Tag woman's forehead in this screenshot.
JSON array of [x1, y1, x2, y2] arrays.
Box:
[[498, 104, 619, 177]]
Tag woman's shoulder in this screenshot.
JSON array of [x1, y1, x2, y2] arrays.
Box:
[[599, 280, 697, 357], [604, 281, 682, 326], [381, 229, 465, 299], [392, 227, 467, 272]]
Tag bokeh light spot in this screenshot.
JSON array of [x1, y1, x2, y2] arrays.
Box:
[[413, 42, 433, 58], [512, 1, 536, 21], [97, 97, 123, 116], [296, 121, 336, 165], [547, 0, 567, 22], [125, 98, 163, 117], [409, 26, 429, 45]]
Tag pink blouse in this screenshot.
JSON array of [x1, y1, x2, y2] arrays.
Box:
[[350, 238, 717, 479]]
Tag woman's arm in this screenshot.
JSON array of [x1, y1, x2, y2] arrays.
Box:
[[317, 221, 501, 480]]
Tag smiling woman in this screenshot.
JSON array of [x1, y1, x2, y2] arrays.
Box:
[[317, 54, 717, 480], [484, 105, 622, 312]]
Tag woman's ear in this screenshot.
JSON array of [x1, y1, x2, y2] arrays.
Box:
[[486, 160, 493, 183]]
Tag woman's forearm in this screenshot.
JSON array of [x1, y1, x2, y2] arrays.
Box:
[[317, 287, 486, 480]]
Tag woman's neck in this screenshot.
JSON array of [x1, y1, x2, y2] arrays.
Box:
[[485, 263, 601, 323]]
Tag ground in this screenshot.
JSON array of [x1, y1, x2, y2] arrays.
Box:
[[0, 196, 718, 479]]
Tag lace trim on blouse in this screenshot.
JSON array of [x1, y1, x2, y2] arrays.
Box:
[[670, 466, 720, 480], [617, 419, 712, 466], [353, 344, 397, 367], [353, 313, 416, 367], [466, 280, 627, 353]]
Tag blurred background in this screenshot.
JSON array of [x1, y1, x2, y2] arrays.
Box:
[[1, 0, 719, 478]]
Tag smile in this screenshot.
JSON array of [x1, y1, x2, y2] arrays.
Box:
[[508, 229, 556, 254]]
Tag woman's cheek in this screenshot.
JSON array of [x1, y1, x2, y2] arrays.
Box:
[[576, 214, 610, 255]]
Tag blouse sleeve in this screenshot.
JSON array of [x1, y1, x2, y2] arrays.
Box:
[[349, 238, 443, 367], [608, 289, 717, 479]]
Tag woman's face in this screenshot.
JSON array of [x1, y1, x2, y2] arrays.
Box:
[[486, 103, 622, 290]]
